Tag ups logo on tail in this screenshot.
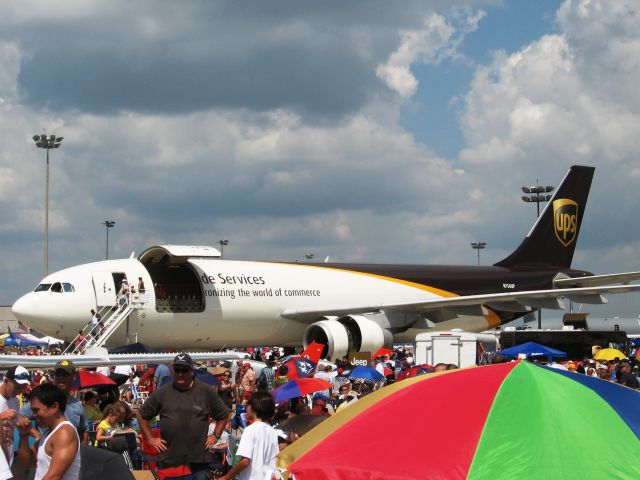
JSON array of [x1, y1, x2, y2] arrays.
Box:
[[553, 199, 578, 247]]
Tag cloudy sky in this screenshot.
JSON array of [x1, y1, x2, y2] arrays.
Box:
[[2, 0, 640, 320]]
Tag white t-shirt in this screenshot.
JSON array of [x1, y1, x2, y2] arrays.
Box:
[[114, 365, 133, 376], [0, 448, 10, 480], [235, 421, 279, 480], [0, 392, 19, 465], [313, 371, 332, 396]]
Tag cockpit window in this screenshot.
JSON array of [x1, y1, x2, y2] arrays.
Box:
[[34, 283, 51, 292], [63, 283, 75, 292], [50, 282, 63, 293]]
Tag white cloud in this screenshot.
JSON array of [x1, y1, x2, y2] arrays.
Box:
[[460, 4, 640, 173], [3, 0, 640, 329], [376, 7, 485, 98], [457, 0, 640, 302], [0, 42, 21, 102]]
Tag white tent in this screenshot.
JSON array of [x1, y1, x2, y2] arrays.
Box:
[[37, 335, 64, 345]]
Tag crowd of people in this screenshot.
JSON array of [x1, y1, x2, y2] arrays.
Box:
[[0, 341, 635, 479], [0, 345, 63, 356]]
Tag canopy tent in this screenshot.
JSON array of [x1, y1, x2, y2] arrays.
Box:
[[498, 341, 567, 362], [38, 335, 64, 345], [0, 333, 48, 347], [279, 361, 640, 479]]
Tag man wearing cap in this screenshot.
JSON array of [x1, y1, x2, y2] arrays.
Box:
[[239, 363, 256, 404], [0, 366, 31, 466], [137, 353, 229, 479], [19, 360, 88, 444]]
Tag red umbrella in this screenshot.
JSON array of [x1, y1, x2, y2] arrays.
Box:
[[300, 342, 324, 363], [71, 370, 117, 390], [279, 361, 640, 479], [396, 364, 434, 381], [272, 378, 331, 403], [371, 347, 393, 359], [281, 358, 318, 379]]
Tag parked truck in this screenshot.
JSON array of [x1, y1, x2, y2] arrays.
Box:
[[414, 330, 497, 368]]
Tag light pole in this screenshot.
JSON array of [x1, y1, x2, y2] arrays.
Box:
[[33, 133, 63, 276], [521, 180, 554, 218], [521, 179, 555, 329], [219, 239, 229, 259], [471, 242, 486, 265], [102, 220, 116, 259]]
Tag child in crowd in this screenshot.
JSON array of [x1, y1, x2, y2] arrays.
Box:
[[94, 404, 118, 448], [220, 391, 279, 480]]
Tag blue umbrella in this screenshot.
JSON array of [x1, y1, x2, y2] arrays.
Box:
[[499, 341, 567, 363], [272, 378, 332, 403], [348, 366, 385, 382]]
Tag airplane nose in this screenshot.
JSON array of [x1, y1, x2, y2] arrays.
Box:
[[12, 293, 37, 323]]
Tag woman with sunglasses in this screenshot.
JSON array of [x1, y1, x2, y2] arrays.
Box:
[[217, 370, 234, 409]]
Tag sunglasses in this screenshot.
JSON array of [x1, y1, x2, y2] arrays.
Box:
[[13, 373, 31, 382], [174, 368, 191, 374]]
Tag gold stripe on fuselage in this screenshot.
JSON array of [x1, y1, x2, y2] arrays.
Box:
[[274, 262, 459, 297]]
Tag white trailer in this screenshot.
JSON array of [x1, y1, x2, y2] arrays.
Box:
[[414, 330, 497, 368]]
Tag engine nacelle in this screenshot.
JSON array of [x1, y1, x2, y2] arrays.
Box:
[[303, 314, 393, 360]]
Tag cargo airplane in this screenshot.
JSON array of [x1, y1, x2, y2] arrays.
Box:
[[11, 165, 640, 361]]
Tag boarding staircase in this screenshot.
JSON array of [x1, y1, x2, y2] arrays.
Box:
[[63, 292, 146, 355]]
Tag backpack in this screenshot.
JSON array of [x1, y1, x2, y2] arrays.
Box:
[[257, 367, 274, 391]]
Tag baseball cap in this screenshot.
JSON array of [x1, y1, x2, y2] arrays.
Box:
[[173, 353, 194, 368], [6, 366, 31, 385], [55, 360, 76, 375]]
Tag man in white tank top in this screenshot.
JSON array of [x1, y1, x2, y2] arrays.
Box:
[[16, 384, 81, 480]]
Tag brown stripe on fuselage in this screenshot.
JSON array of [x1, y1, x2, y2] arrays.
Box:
[[279, 262, 459, 298]]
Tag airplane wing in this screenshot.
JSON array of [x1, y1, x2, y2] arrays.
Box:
[[0, 348, 250, 369], [554, 271, 640, 288], [281, 284, 640, 322]]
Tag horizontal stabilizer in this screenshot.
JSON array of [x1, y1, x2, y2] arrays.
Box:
[[0, 349, 249, 369], [442, 305, 486, 317], [486, 301, 532, 312], [555, 271, 640, 288], [520, 298, 566, 310], [566, 294, 607, 304]]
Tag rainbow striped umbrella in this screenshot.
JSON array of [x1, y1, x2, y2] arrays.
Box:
[[278, 361, 640, 479]]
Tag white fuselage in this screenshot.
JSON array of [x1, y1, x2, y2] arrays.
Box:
[[13, 257, 448, 349]]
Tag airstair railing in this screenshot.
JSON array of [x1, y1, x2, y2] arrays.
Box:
[[62, 291, 148, 355]]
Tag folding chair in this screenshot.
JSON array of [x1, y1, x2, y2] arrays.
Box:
[[139, 427, 161, 471], [113, 431, 138, 469], [230, 404, 247, 434]]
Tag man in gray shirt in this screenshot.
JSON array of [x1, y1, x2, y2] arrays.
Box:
[[138, 353, 229, 479]]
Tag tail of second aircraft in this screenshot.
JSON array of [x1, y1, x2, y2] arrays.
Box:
[[494, 165, 595, 269]]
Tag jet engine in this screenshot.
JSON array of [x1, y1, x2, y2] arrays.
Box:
[[303, 314, 393, 360]]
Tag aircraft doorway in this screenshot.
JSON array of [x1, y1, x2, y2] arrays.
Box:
[[92, 272, 116, 307], [144, 263, 204, 313]]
